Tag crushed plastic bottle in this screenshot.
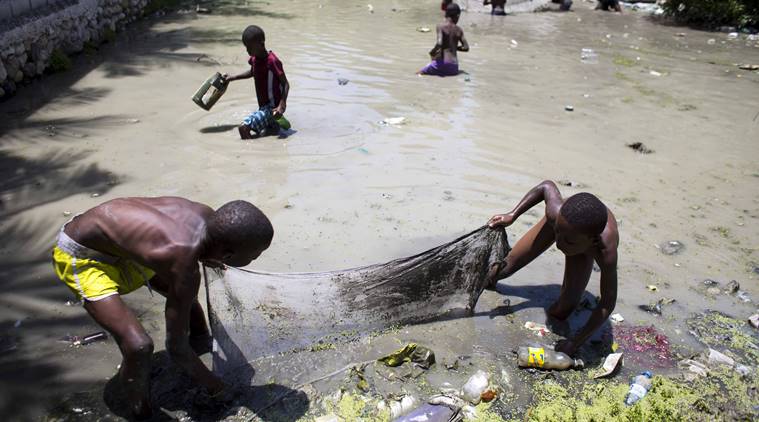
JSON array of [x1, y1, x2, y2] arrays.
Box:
[[461, 370, 489, 404], [580, 48, 598, 64], [625, 371, 653, 405]]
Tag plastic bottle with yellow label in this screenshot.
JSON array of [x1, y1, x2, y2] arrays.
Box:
[[517, 346, 584, 370]]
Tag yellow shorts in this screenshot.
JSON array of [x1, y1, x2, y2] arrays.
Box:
[[53, 246, 155, 302]]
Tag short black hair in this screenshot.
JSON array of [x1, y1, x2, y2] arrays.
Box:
[[242, 25, 265, 45], [560, 193, 607, 235], [445, 3, 461, 18], [209, 200, 273, 249]]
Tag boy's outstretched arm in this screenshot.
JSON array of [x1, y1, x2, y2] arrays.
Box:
[[556, 249, 617, 356], [273, 73, 289, 117], [223, 69, 253, 82], [488, 180, 563, 228]]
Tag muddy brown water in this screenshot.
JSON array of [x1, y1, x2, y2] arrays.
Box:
[[0, 0, 758, 420]]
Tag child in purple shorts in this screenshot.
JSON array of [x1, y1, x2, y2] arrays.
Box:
[[418, 4, 469, 77], [225, 25, 290, 139]]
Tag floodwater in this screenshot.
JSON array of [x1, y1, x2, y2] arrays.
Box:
[[0, 0, 758, 419]]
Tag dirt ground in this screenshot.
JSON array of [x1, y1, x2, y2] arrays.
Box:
[[0, 0, 758, 420]]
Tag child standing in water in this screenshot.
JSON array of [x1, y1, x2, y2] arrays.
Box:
[[225, 25, 290, 139], [418, 4, 469, 77], [484, 0, 507, 15]]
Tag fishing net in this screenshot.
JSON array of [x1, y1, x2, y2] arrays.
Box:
[[204, 226, 510, 376]]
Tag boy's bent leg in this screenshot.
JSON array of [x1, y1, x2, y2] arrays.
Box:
[[548, 253, 593, 320], [84, 295, 154, 419], [238, 124, 253, 139], [488, 217, 556, 289]]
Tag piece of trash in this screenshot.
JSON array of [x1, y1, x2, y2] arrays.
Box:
[[583, 93, 590, 98], [675, 33, 686, 37], [378, 395, 416, 419], [594, 352, 624, 378], [627, 142, 654, 154], [611, 342, 619, 352], [381, 117, 406, 126], [65, 300, 82, 306], [738, 64, 759, 71], [524, 321, 551, 336], [62, 211, 72, 217], [659, 240, 683, 255], [349, 365, 370, 392], [195, 5, 211, 13], [726, 280, 740, 294], [377, 343, 436, 369], [381, 193, 393, 200], [394, 403, 454, 422], [707, 38, 716, 45], [461, 370, 489, 404], [61, 331, 108, 346], [646, 285, 658, 292], [367, 4, 374, 13], [679, 359, 709, 378], [737, 291, 751, 303], [510, 39, 518, 47], [703, 279, 719, 287], [565, 105, 574, 112], [735, 364, 751, 377], [580, 48, 598, 64], [707, 348, 735, 367], [480, 389, 497, 402], [727, 32, 739, 40], [464, 75, 471, 82], [357, 147, 369, 154], [649, 70, 662, 77], [749, 314, 759, 329], [610, 313, 625, 323], [337, 78, 349, 85], [416, 27, 431, 33], [625, 371, 652, 405], [640, 300, 663, 316], [706, 286, 721, 296], [517, 346, 583, 370], [314, 414, 338, 422], [91, 193, 100, 198]]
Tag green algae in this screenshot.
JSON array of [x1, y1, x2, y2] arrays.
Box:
[[525, 369, 758, 421], [323, 391, 390, 422], [687, 311, 759, 362]]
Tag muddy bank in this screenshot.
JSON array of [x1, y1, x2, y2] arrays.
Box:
[[0, 0, 758, 420]]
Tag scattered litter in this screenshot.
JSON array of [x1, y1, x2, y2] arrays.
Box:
[[480, 389, 497, 402], [707, 38, 716, 45], [524, 321, 550, 336], [511, 39, 518, 47], [580, 48, 598, 64], [749, 314, 759, 329], [703, 279, 719, 287], [649, 70, 662, 77], [464, 75, 471, 82], [461, 370, 489, 404], [195, 5, 211, 13], [517, 345, 583, 370], [377, 343, 435, 369], [565, 105, 574, 112], [416, 27, 431, 33], [381, 193, 393, 200], [62, 211, 72, 217], [337, 78, 349, 85], [727, 32, 739, 40], [594, 352, 624, 379], [726, 280, 740, 294], [675, 33, 686, 37], [378, 395, 415, 419], [357, 147, 369, 154], [748, 34, 759, 41], [314, 414, 338, 422], [625, 371, 653, 405], [394, 403, 453, 422], [60, 331, 108, 346], [367, 4, 374, 13], [91, 193, 100, 198], [380, 117, 407, 126], [737, 291, 751, 303], [646, 285, 658, 292], [610, 313, 625, 323], [627, 142, 654, 154], [640, 301, 663, 316], [583, 93, 590, 98], [659, 240, 683, 255], [707, 348, 735, 367], [557, 179, 584, 188], [738, 64, 759, 71], [65, 300, 82, 306]]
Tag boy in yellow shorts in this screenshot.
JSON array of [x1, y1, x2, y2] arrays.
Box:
[[52, 196, 273, 419]]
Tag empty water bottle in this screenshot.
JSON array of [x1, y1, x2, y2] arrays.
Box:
[[625, 371, 653, 405], [580, 48, 598, 64]]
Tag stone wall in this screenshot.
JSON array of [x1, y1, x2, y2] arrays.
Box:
[[0, 0, 149, 98]]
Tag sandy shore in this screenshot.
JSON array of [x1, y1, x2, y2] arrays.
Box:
[[0, 0, 758, 420]]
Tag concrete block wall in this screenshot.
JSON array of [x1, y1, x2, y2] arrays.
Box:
[[0, 0, 150, 98]]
